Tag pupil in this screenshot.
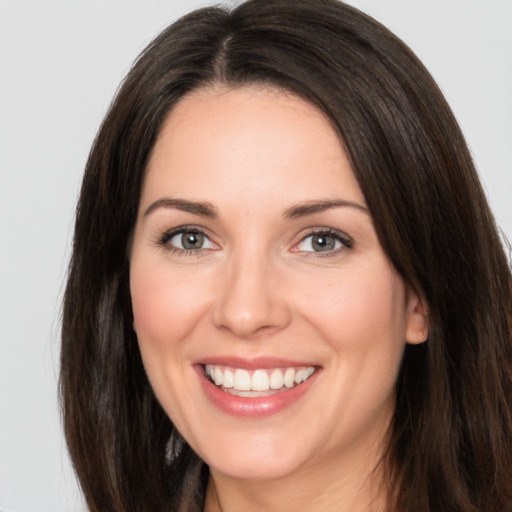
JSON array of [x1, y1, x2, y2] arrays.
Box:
[[182, 232, 204, 249], [312, 234, 334, 252]]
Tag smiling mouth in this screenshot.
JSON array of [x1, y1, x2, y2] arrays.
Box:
[[204, 365, 316, 397]]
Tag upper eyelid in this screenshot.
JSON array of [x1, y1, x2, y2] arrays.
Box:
[[160, 224, 213, 238], [294, 227, 353, 244]]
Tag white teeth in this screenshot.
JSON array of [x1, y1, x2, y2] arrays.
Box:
[[223, 368, 234, 388], [214, 366, 223, 386], [269, 368, 284, 389], [251, 369, 270, 391], [304, 367, 315, 379], [284, 368, 295, 388], [234, 369, 251, 391], [294, 369, 305, 385], [205, 364, 316, 392]]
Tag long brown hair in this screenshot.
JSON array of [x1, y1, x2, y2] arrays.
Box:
[[60, 1, 512, 510]]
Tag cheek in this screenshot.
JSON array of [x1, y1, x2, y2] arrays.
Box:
[[299, 264, 407, 354], [130, 258, 209, 351]]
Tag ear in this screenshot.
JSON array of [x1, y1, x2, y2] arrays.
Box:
[[404, 288, 429, 345]]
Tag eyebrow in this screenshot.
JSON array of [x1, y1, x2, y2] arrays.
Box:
[[143, 197, 368, 219], [283, 200, 369, 219], [143, 198, 218, 218]]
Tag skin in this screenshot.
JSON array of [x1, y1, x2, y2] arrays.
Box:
[[130, 85, 428, 511]]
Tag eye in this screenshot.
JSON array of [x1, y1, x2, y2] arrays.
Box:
[[294, 230, 352, 254], [159, 228, 217, 253]]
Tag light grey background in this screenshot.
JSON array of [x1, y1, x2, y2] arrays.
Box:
[[1, 1, 510, 511]]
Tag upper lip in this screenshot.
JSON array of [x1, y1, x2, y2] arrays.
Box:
[[193, 356, 319, 370]]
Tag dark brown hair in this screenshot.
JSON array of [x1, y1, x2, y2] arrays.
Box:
[[60, 1, 512, 510]]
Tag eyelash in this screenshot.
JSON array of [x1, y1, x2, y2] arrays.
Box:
[[156, 226, 216, 256], [292, 227, 353, 257], [155, 226, 353, 256]]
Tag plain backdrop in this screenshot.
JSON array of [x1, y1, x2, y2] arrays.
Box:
[[1, 1, 511, 511]]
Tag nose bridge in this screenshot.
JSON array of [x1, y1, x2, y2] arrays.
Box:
[[213, 244, 289, 338]]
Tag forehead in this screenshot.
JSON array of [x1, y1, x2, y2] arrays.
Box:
[[142, 85, 365, 209]]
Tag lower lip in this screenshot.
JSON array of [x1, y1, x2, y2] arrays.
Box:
[[196, 366, 318, 418]]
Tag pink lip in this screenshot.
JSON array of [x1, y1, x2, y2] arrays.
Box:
[[194, 361, 320, 418], [194, 355, 316, 370]]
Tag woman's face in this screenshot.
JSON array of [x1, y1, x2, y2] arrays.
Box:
[[130, 86, 426, 483]]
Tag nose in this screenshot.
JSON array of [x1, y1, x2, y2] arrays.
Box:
[[212, 251, 291, 339]]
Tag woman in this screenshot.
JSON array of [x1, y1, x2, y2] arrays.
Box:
[[60, 0, 512, 510]]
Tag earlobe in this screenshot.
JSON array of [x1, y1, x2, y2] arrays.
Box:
[[405, 290, 429, 345]]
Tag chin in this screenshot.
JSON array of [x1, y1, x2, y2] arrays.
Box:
[[195, 431, 310, 481]]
